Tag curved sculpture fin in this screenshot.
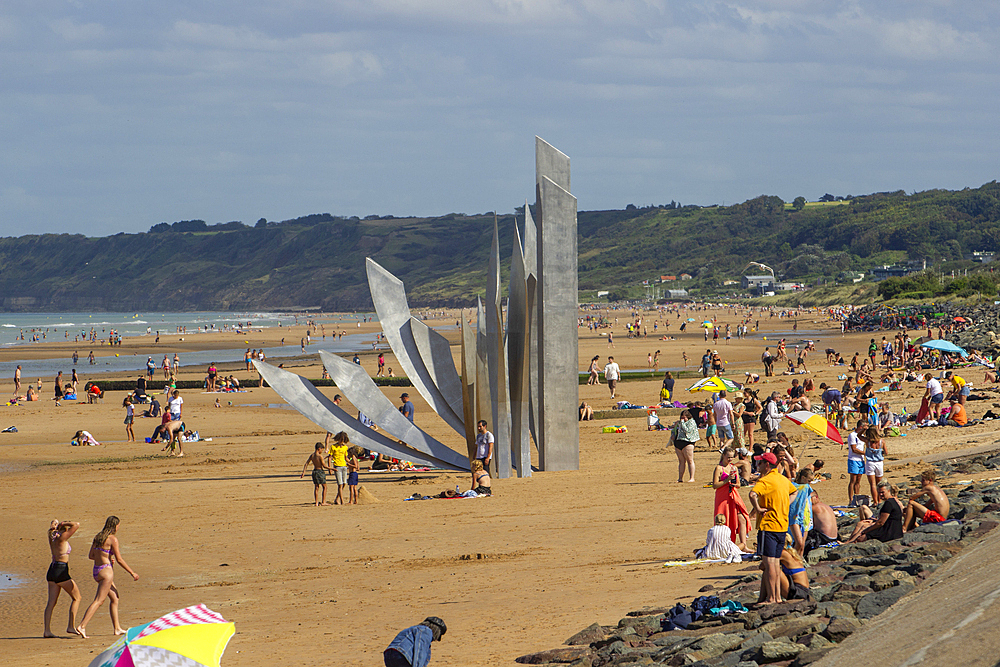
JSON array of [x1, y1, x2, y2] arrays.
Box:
[[253, 359, 467, 471], [318, 351, 469, 470]]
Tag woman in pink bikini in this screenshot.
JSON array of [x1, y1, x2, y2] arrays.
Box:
[[76, 516, 139, 638]]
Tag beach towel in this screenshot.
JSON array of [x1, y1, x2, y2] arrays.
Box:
[[789, 482, 814, 539], [916, 397, 930, 423], [709, 600, 748, 616]]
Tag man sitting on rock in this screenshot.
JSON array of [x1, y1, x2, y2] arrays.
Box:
[[903, 469, 950, 532], [803, 489, 840, 555]]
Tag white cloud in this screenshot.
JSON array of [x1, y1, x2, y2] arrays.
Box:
[[50, 17, 106, 41], [880, 18, 988, 60]]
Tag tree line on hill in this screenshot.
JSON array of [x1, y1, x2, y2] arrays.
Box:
[[0, 182, 998, 311]]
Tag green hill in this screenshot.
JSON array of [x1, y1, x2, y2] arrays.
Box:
[[2, 182, 999, 311]]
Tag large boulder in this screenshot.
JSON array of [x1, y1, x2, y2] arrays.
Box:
[[855, 583, 915, 619]]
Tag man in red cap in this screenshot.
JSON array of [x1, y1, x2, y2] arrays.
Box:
[[749, 451, 798, 604]]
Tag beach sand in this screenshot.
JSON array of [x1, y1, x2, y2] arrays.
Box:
[[2, 307, 999, 666]]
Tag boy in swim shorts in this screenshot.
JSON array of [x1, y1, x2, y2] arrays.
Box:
[[347, 446, 361, 505], [903, 469, 950, 532], [301, 442, 332, 506]]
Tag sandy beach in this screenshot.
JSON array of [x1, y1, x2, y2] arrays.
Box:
[[2, 306, 999, 666]]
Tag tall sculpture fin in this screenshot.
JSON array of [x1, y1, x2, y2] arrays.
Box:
[[475, 298, 491, 474], [408, 317, 464, 420], [318, 351, 469, 470], [536, 173, 579, 471], [487, 216, 512, 478], [508, 222, 532, 477], [460, 315, 478, 461], [366, 258, 465, 435], [523, 202, 539, 454], [253, 360, 466, 471]]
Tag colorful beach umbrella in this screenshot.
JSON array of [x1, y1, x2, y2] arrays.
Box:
[[784, 410, 843, 446], [921, 339, 968, 357], [88, 605, 235, 667], [688, 377, 741, 393], [702, 321, 714, 328]]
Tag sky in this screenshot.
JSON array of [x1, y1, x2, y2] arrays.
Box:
[[2, 1, 998, 237]]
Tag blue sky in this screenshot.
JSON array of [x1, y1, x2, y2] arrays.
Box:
[[2, 1, 998, 236]]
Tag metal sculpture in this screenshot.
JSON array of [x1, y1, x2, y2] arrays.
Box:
[[257, 137, 579, 477]]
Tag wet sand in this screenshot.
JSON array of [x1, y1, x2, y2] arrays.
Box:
[[1, 306, 998, 666]]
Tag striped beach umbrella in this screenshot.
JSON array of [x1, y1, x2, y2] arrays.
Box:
[[688, 377, 741, 393], [784, 410, 843, 446], [88, 605, 235, 667]]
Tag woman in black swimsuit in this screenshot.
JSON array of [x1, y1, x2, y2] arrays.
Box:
[[740, 391, 761, 449], [45, 519, 82, 637], [470, 460, 492, 496]]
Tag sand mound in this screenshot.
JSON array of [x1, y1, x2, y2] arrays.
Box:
[[357, 485, 380, 504]]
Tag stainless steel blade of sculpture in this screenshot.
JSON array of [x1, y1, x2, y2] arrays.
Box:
[[255, 137, 579, 476]]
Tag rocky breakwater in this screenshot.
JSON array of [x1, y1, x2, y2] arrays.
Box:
[[513, 459, 1000, 667]]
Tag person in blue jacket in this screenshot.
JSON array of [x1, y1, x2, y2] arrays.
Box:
[[384, 617, 447, 667]]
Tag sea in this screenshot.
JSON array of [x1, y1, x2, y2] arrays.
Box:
[[0, 311, 384, 379]]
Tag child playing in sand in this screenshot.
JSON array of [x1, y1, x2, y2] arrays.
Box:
[[301, 442, 332, 506], [347, 446, 362, 505], [122, 396, 134, 442]]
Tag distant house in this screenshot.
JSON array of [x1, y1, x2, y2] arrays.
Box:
[[666, 289, 689, 299], [871, 265, 911, 282], [597, 290, 610, 298], [838, 272, 865, 284], [722, 279, 739, 286], [679, 273, 693, 280], [968, 251, 996, 264], [660, 275, 677, 282], [742, 275, 774, 290]]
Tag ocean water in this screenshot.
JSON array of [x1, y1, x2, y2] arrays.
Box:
[[0, 311, 383, 379]]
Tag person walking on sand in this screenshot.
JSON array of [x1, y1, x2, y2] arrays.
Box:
[[14, 364, 21, 395], [122, 396, 135, 442], [44, 520, 82, 637], [76, 516, 139, 639], [301, 442, 332, 506], [604, 356, 621, 400], [587, 355, 601, 385], [607, 330, 615, 348]]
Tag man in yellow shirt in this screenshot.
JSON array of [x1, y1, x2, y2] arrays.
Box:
[[749, 452, 798, 604], [326, 431, 351, 505], [945, 371, 970, 406]]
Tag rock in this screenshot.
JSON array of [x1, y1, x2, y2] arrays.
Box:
[[756, 639, 806, 663], [910, 521, 962, 540], [816, 601, 855, 618], [699, 584, 717, 592], [617, 614, 664, 637], [756, 599, 816, 621], [829, 589, 867, 610], [855, 583, 915, 619], [567, 623, 607, 646], [737, 630, 772, 651], [871, 568, 915, 591], [796, 633, 833, 650], [516, 647, 593, 664], [901, 532, 954, 545], [691, 632, 747, 657], [821, 616, 862, 642], [735, 662, 760, 667], [837, 574, 872, 592], [760, 615, 827, 640], [806, 548, 829, 565], [790, 647, 835, 666]]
